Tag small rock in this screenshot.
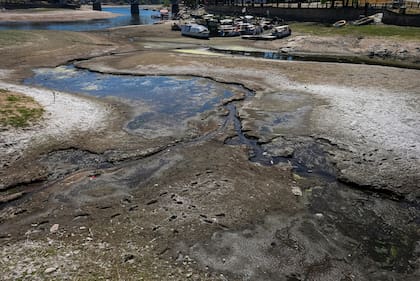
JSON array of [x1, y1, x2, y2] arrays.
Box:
[[314, 213, 324, 219], [186, 272, 192, 278], [49, 224, 59, 233], [44, 267, 57, 274], [291, 186, 303, 196], [146, 199, 158, 205], [123, 253, 136, 263]]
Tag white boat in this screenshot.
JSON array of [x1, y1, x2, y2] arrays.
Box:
[[181, 24, 210, 39], [271, 25, 292, 38], [333, 20, 347, 28], [237, 22, 256, 35], [218, 25, 240, 37]]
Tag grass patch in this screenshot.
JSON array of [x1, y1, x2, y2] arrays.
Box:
[[290, 22, 420, 39], [0, 30, 37, 47], [0, 90, 44, 128]]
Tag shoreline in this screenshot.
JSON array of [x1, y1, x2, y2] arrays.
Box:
[[0, 81, 109, 169], [0, 7, 119, 23]]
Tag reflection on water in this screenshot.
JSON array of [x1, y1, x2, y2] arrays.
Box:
[[25, 65, 243, 138], [0, 7, 161, 31]]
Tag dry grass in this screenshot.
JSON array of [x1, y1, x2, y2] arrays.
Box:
[[0, 89, 44, 128]]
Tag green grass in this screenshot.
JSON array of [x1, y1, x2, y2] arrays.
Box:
[[6, 95, 21, 102], [290, 22, 420, 39], [0, 107, 44, 127]]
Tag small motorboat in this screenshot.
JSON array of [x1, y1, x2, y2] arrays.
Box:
[[333, 20, 347, 28], [181, 23, 210, 39], [218, 25, 240, 37], [352, 16, 374, 26], [237, 22, 256, 35], [220, 19, 233, 25], [271, 25, 292, 39]]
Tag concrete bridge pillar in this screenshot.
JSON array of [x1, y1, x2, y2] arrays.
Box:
[[92, 0, 102, 11], [130, 0, 139, 16]]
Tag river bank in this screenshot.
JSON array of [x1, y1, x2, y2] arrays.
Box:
[[0, 6, 119, 22], [0, 22, 419, 280]]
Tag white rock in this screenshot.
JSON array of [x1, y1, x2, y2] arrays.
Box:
[[291, 186, 302, 196], [44, 267, 57, 274], [49, 224, 59, 233]]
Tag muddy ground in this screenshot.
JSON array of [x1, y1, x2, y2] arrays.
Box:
[[0, 22, 419, 280]]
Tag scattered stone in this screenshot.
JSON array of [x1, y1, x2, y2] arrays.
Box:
[[44, 267, 57, 274], [314, 213, 324, 219], [291, 186, 303, 196], [123, 253, 136, 263], [49, 224, 59, 233], [129, 205, 138, 211], [147, 199, 158, 205]]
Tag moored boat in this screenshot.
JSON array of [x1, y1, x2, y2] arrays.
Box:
[[181, 24, 210, 39], [333, 20, 347, 28], [352, 16, 374, 26], [218, 25, 240, 37], [271, 25, 292, 39]]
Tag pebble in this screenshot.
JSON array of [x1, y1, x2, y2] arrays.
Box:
[[44, 267, 57, 274], [49, 224, 59, 233], [291, 186, 303, 196]]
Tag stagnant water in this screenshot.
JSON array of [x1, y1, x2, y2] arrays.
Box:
[[0, 7, 160, 31], [25, 65, 242, 138]]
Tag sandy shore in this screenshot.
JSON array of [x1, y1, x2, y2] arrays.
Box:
[[0, 7, 119, 22]]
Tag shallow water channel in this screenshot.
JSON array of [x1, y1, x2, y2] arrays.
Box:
[[25, 65, 244, 138], [0, 7, 160, 31], [22, 66, 420, 279]]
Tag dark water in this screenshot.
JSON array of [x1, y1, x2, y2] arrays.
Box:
[[0, 7, 160, 31], [24, 65, 239, 137]]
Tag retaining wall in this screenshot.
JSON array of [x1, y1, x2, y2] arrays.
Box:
[[382, 9, 420, 27]]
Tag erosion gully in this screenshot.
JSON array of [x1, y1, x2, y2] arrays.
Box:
[[1, 61, 419, 278]]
